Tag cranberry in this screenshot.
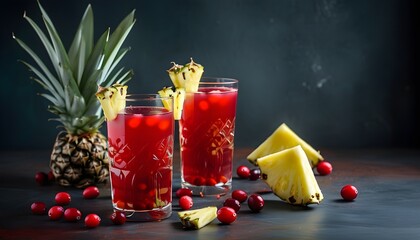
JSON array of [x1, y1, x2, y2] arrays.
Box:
[[64, 208, 82, 222], [110, 211, 126, 225], [85, 213, 101, 228], [194, 176, 207, 186], [176, 188, 193, 198], [217, 207, 237, 224], [249, 168, 261, 181], [48, 206, 64, 220], [206, 178, 218, 186], [47, 171, 55, 182], [179, 195, 193, 210], [223, 198, 241, 213], [247, 194, 264, 212], [83, 186, 100, 199], [232, 189, 248, 203], [317, 161, 333, 175], [236, 165, 250, 179], [219, 175, 228, 184], [341, 185, 358, 201], [35, 172, 48, 185], [31, 202, 46, 215], [55, 192, 71, 205]]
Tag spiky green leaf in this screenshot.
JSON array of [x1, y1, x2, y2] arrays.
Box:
[[68, 4, 94, 85], [13, 36, 64, 97]]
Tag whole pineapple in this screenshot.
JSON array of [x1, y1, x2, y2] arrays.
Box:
[[14, 3, 136, 188]]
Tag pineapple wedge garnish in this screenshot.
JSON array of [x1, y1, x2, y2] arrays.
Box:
[[178, 206, 217, 229], [167, 63, 185, 89], [183, 59, 204, 93], [161, 58, 203, 120], [247, 123, 324, 168], [158, 86, 174, 110], [158, 86, 185, 120], [167, 58, 204, 93], [257, 145, 324, 206], [96, 84, 128, 121]]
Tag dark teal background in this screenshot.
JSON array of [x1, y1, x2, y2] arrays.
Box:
[[1, 0, 418, 150]]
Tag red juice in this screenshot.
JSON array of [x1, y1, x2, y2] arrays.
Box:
[[180, 86, 238, 189], [107, 106, 173, 213]]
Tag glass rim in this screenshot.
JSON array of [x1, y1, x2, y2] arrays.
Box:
[[199, 77, 238, 85], [125, 94, 171, 102]]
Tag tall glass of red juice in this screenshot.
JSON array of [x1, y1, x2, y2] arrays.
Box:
[[179, 78, 238, 196], [107, 94, 174, 221]]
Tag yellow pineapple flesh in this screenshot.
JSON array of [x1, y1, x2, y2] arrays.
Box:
[[257, 145, 324, 206], [247, 123, 324, 168], [178, 206, 217, 229], [167, 58, 204, 93], [96, 84, 128, 121], [158, 86, 185, 120], [161, 58, 203, 120]]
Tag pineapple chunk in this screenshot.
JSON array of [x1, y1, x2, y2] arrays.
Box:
[[95, 84, 128, 121], [167, 63, 185, 89], [247, 123, 324, 168], [257, 145, 324, 206], [158, 86, 174, 110], [178, 206, 217, 229], [158, 86, 185, 120], [184, 59, 204, 93], [167, 58, 204, 93], [111, 84, 128, 111]]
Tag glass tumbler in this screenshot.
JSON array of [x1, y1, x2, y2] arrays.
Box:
[[107, 94, 174, 221], [179, 77, 238, 196]]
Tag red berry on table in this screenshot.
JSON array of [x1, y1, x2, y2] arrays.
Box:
[[55, 192, 71, 205], [236, 165, 251, 179], [31, 202, 46, 215], [179, 195, 193, 210], [317, 161, 333, 175], [232, 189, 248, 203], [85, 214, 101, 228], [64, 208, 82, 222], [110, 211, 126, 225], [217, 207, 237, 224], [176, 188, 193, 198], [223, 198, 241, 213], [247, 194, 264, 212], [35, 172, 48, 185], [249, 168, 261, 181], [47, 171, 55, 182], [83, 186, 100, 199], [48, 206, 64, 220], [341, 185, 358, 201]]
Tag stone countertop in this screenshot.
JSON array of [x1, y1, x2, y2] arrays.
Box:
[[0, 148, 420, 240]]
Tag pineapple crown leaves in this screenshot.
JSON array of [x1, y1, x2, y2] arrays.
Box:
[[13, 1, 136, 135]]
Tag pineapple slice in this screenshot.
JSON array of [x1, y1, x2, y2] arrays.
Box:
[[257, 145, 324, 206], [96, 84, 128, 121], [158, 86, 175, 110], [247, 123, 324, 168], [184, 59, 204, 93], [167, 63, 185, 89], [167, 58, 204, 93], [161, 58, 202, 120], [178, 206, 217, 229], [158, 86, 185, 120]]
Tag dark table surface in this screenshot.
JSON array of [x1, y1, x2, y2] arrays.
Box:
[[1, 148, 420, 240]]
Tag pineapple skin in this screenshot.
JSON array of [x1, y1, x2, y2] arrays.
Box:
[[50, 132, 109, 188], [257, 145, 324, 206], [247, 123, 324, 168]]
